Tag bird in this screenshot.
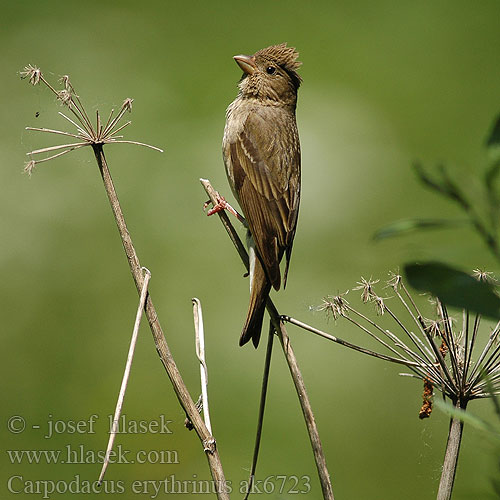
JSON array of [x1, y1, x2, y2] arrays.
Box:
[[221, 43, 302, 348]]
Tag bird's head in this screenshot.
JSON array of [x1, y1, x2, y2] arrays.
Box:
[[234, 43, 302, 106]]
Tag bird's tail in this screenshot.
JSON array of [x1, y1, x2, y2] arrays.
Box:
[[239, 247, 271, 348]]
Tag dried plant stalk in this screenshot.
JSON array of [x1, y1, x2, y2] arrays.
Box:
[[243, 323, 274, 500], [437, 401, 467, 500], [201, 178, 334, 500], [192, 298, 212, 435], [98, 267, 151, 485]]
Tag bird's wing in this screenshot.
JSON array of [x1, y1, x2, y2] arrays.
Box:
[[228, 107, 300, 290]]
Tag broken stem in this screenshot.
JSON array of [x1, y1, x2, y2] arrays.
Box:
[[98, 267, 151, 485], [193, 298, 212, 435]]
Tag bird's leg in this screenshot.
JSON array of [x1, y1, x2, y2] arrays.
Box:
[[204, 192, 246, 224]]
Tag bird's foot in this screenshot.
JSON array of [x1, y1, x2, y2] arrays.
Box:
[[204, 192, 245, 223], [204, 192, 234, 216]]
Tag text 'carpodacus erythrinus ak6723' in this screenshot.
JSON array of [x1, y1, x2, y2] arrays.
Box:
[[222, 43, 302, 348]]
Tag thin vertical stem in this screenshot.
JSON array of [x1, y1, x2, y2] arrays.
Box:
[[193, 298, 212, 435], [398, 285, 455, 389], [243, 323, 274, 500], [276, 318, 334, 500], [98, 267, 151, 485], [467, 321, 500, 389], [464, 314, 481, 381], [436, 399, 467, 500], [438, 303, 461, 385]]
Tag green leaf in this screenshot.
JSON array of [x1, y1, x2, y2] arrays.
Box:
[[373, 218, 467, 241], [486, 114, 500, 148], [434, 399, 500, 439], [404, 261, 500, 320]]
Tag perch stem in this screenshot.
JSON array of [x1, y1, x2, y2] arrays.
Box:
[[275, 317, 334, 500], [201, 178, 334, 500]]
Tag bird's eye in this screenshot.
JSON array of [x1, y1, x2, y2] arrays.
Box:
[[266, 66, 276, 75]]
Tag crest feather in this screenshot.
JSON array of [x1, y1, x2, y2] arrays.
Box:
[[254, 43, 302, 73]]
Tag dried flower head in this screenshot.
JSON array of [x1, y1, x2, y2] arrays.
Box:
[[24, 160, 36, 177], [122, 98, 133, 112], [424, 319, 442, 337], [386, 271, 402, 291], [473, 269, 496, 283], [315, 292, 349, 321], [353, 277, 379, 303], [59, 75, 71, 90], [318, 270, 500, 418], [57, 89, 73, 107], [20, 64, 41, 86], [22, 65, 162, 173], [373, 295, 386, 316]]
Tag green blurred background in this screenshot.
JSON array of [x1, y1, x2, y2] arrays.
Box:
[[2, 1, 500, 498]]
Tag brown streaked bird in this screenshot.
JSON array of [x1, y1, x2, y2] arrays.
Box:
[[222, 43, 302, 348]]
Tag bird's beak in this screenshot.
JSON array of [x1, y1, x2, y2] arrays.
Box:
[[233, 54, 257, 75]]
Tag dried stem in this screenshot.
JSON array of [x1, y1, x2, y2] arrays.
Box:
[[94, 147, 229, 498], [98, 267, 151, 485], [243, 323, 274, 500], [192, 298, 212, 435], [276, 319, 334, 500], [282, 315, 423, 368], [201, 178, 334, 500], [436, 400, 467, 500], [22, 68, 227, 494]]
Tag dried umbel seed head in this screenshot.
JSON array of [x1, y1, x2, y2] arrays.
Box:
[[122, 98, 133, 112], [57, 89, 73, 107], [315, 293, 349, 321], [424, 319, 441, 337], [22, 66, 162, 174], [317, 270, 500, 421], [24, 160, 36, 176], [386, 271, 402, 291], [20, 65, 41, 86], [59, 75, 71, 90], [472, 269, 495, 283], [353, 277, 379, 303], [373, 296, 386, 316]]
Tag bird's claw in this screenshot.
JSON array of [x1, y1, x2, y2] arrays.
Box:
[[205, 192, 229, 216], [204, 192, 244, 222]]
